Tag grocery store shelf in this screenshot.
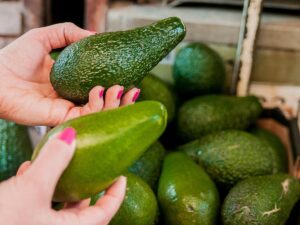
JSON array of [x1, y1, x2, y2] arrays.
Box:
[[107, 4, 300, 51]]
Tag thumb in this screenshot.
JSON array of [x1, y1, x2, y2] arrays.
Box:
[[25, 127, 76, 201]]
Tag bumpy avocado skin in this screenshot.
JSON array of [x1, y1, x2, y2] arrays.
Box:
[[177, 95, 262, 141], [51, 17, 186, 103], [128, 141, 166, 190], [173, 42, 225, 97], [139, 74, 176, 123], [158, 152, 220, 225], [222, 174, 300, 225], [250, 126, 288, 173], [179, 130, 275, 187], [0, 119, 32, 181]]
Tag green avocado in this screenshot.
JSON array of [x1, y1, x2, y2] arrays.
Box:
[[139, 74, 176, 123], [179, 130, 275, 187], [0, 119, 32, 181], [108, 173, 158, 225], [128, 141, 166, 190], [31, 101, 167, 202], [177, 95, 262, 141], [158, 152, 220, 225], [173, 42, 225, 97], [222, 174, 300, 225], [51, 17, 186, 103], [250, 126, 288, 173]]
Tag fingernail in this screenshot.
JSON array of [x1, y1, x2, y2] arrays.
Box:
[[59, 127, 76, 145], [89, 30, 97, 34], [132, 89, 140, 102], [117, 88, 124, 100], [99, 89, 104, 98]]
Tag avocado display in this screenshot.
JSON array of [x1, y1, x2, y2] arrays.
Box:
[[250, 126, 288, 173], [177, 95, 262, 141], [158, 152, 220, 225], [222, 174, 300, 225], [109, 173, 158, 225], [139, 74, 176, 123], [32, 101, 167, 202], [179, 130, 275, 187], [128, 141, 166, 190], [0, 119, 32, 181], [173, 42, 225, 97], [51, 17, 186, 103]]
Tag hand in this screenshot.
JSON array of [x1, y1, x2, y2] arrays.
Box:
[[0, 22, 140, 126], [0, 127, 127, 225]]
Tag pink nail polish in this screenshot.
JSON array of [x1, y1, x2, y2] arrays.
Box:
[[117, 89, 124, 99], [99, 89, 104, 98], [59, 127, 76, 145], [132, 90, 140, 102]]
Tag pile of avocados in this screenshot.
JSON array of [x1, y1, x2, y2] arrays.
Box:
[[1, 17, 299, 225]]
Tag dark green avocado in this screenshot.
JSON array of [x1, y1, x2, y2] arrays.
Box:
[[51, 17, 186, 103]]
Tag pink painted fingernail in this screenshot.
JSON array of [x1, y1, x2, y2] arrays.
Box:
[[59, 127, 76, 145], [117, 88, 124, 99], [132, 89, 140, 102], [99, 89, 104, 98]]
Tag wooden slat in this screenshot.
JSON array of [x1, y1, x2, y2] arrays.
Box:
[[0, 2, 22, 35]]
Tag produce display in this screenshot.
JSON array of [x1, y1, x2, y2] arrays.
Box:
[[1, 18, 299, 225]]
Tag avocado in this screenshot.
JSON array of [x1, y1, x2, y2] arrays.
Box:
[[250, 126, 288, 173], [107, 173, 158, 225], [178, 130, 275, 187], [177, 95, 262, 141], [31, 101, 167, 202], [50, 48, 63, 61], [222, 174, 300, 225], [158, 152, 220, 225], [128, 141, 166, 190], [51, 17, 186, 103], [0, 119, 32, 181], [139, 74, 176, 123], [173, 42, 225, 97]]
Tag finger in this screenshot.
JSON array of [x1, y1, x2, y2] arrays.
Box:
[[16, 161, 31, 176], [81, 86, 105, 115], [103, 85, 124, 110], [25, 127, 76, 200], [120, 88, 140, 106], [64, 199, 91, 212], [59, 176, 127, 225], [29, 22, 96, 51]]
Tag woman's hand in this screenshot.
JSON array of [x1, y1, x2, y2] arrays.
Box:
[[0, 127, 126, 225], [0, 22, 140, 126]]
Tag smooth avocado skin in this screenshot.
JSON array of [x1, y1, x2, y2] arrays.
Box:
[[173, 42, 225, 97], [108, 173, 158, 225], [128, 141, 166, 190], [177, 95, 263, 141], [0, 120, 32, 181], [51, 17, 186, 103], [250, 126, 288, 173], [31, 101, 167, 202], [222, 174, 300, 225], [138, 74, 176, 123], [158, 152, 220, 225], [178, 130, 274, 187]]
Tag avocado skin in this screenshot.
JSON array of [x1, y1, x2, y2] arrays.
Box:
[[222, 174, 300, 225], [177, 95, 262, 141], [0, 119, 32, 181], [250, 126, 288, 173], [158, 152, 220, 225], [31, 101, 167, 202], [173, 43, 225, 97], [179, 130, 274, 187], [128, 141, 166, 190], [139, 74, 176, 123], [51, 17, 186, 103], [109, 173, 158, 225]]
